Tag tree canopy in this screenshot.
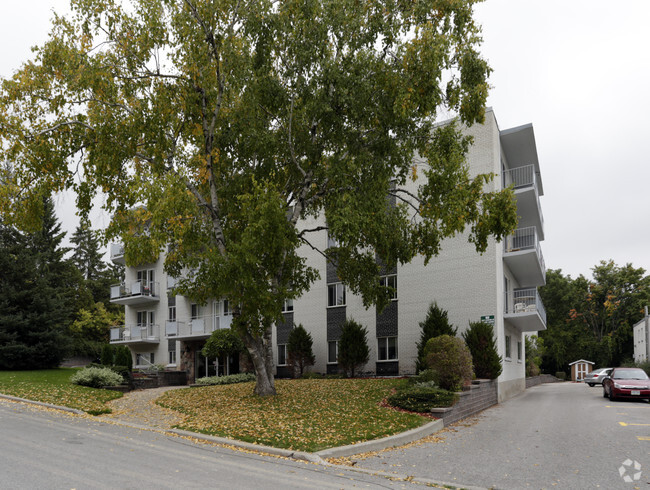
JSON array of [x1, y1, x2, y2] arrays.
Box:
[[539, 262, 650, 371], [0, 0, 517, 395]]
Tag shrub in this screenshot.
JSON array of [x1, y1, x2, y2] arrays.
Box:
[[195, 373, 256, 386], [407, 369, 439, 387], [415, 303, 457, 373], [555, 371, 567, 380], [71, 367, 124, 388], [202, 329, 245, 359], [114, 345, 133, 371], [301, 372, 323, 379], [338, 319, 370, 378], [387, 387, 458, 413], [287, 324, 315, 377], [100, 344, 114, 366], [424, 335, 474, 391], [462, 321, 502, 379]]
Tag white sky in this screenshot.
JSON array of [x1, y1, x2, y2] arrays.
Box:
[[1, 0, 649, 279]]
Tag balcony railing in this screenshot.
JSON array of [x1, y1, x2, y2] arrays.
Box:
[[504, 288, 547, 324], [110, 243, 126, 264], [503, 164, 545, 231], [165, 315, 232, 339], [110, 281, 159, 304], [110, 324, 160, 343], [503, 226, 546, 285]]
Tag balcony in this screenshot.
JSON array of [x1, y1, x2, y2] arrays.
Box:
[[503, 165, 545, 240], [503, 227, 546, 287], [165, 315, 232, 340], [110, 281, 160, 306], [504, 288, 547, 332], [110, 324, 160, 344], [110, 243, 125, 265]]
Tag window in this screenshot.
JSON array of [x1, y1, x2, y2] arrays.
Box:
[[136, 353, 154, 366], [517, 341, 522, 363], [378, 337, 398, 361], [137, 269, 155, 295], [380, 275, 397, 300], [223, 300, 231, 316], [505, 335, 511, 360], [282, 298, 294, 312], [278, 344, 287, 366], [191, 303, 201, 320], [137, 311, 155, 326], [168, 341, 177, 365], [327, 283, 346, 307], [328, 340, 338, 363], [168, 305, 176, 322]]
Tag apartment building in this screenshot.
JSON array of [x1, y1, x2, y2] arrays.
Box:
[[108, 108, 547, 401]]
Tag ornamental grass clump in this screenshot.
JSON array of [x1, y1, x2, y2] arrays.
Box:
[[70, 366, 124, 388], [387, 387, 458, 413], [425, 335, 474, 391]]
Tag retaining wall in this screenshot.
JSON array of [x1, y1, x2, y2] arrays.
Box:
[[431, 379, 498, 425], [525, 374, 560, 389]]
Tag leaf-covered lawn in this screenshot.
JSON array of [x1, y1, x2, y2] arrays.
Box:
[[0, 369, 122, 415], [157, 378, 428, 452]]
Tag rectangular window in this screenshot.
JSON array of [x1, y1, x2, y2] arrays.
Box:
[[328, 340, 338, 364], [517, 341, 522, 362], [137, 311, 155, 326], [282, 298, 294, 313], [505, 335, 512, 360], [223, 300, 231, 316], [380, 275, 397, 300], [168, 305, 176, 322], [191, 303, 201, 320], [168, 340, 177, 365], [378, 337, 398, 361], [136, 353, 155, 366], [327, 283, 346, 307], [277, 344, 287, 366]]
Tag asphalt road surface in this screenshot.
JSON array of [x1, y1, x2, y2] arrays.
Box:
[[351, 382, 650, 489], [0, 399, 418, 489]]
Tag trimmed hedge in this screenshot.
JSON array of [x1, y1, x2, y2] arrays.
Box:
[[71, 367, 124, 388], [195, 373, 256, 386], [387, 387, 458, 413]]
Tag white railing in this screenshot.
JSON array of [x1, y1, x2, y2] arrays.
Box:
[[110, 280, 159, 300], [165, 315, 232, 338], [503, 164, 537, 189], [504, 288, 547, 324], [110, 324, 160, 342], [110, 243, 125, 260], [504, 226, 546, 276]]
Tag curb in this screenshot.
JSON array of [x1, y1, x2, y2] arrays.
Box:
[[316, 418, 444, 459], [0, 394, 86, 416]]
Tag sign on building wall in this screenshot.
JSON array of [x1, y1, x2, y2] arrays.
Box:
[[481, 315, 495, 325]]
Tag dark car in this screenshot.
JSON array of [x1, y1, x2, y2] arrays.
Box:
[[584, 367, 612, 387], [602, 368, 650, 401]]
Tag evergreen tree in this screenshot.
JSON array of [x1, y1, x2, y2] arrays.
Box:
[[287, 324, 315, 377], [462, 321, 502, 380], [415, 303, 458, 373], [0, 212, 71, 369], [70, 218, 107, 303], [338, 319, 370, 378]]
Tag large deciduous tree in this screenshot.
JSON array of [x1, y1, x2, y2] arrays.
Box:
[[0, 0, 517, 395]]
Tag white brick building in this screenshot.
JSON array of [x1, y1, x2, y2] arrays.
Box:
[[108, 108, 547, 402], [633, 307, 649, 363]]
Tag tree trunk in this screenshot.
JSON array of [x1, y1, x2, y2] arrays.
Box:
[[243, 324, 276, 397]]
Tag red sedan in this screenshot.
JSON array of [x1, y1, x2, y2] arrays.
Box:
[[603, 367, 650, 401]]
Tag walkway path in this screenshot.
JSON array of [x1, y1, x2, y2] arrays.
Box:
[[98, 386, 187, 429]]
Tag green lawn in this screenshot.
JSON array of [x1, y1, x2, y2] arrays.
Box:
[[157, 378, 429, 452], [0, 368, 122, 415]]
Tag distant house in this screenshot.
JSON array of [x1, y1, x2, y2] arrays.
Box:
[[569, 360, 594, 381], [633, 307, 649, 363]]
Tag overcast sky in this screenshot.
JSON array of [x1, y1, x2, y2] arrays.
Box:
[[1, 1, 649, 280]]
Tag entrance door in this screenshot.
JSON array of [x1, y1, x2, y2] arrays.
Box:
[[576, 363, 588, 381]]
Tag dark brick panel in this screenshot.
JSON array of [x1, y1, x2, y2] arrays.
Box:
[[327, 307, 346, 340], [276, 312, 294, 344], [376, 301, 398, 337]]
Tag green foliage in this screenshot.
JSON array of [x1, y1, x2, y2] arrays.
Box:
[[70, 367, 124, 388], [202, 329, 246, 359], [424, 335, 474, 391], [114, 345, 133, 372], [195, 372, 256, 386], [301, 372, 323, 379], [338, 319, 370, 378], [387, 387, 458, 413], [0, 201, 75, 370], [70, 303, 123, 356], [407, 369, 439, 386], [555, 372, 567, 381], [100, 344, 114, 366], [287, 324, 315, 377], [0, 1, 517, 395], [415, 303, 458, 373], [539, 264, 650, 371], [462, 321, 502, 379], [525, 335, 544, 377]]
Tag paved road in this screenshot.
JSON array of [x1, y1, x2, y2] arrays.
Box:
[[351, 382, 650, 489], [0, 399, 418, 489]]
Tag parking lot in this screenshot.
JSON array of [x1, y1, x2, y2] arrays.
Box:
[[351, 382, 649, 489]]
